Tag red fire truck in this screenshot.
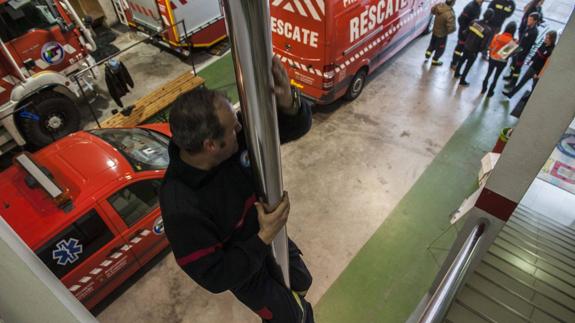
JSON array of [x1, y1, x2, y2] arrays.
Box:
[[0, 0, 99, 155], [270, 0, 435, 104], [0, 123, 171, 310], [121, 0, 227, 56]]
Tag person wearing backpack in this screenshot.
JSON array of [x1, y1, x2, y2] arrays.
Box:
[[454, 9, 494, 86], [450, 0, 483, 69]]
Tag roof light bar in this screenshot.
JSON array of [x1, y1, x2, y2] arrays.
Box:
[[15, 153, 71, 209]]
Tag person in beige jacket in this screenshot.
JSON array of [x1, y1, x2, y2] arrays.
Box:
[[425, 0, 457, 66]]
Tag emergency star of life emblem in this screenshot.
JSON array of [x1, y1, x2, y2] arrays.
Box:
[[41, 42, 65, 65], [271, 0, 325, 21], [52, 238, 83, 266]]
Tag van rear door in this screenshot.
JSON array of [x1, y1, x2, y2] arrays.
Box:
[[127, 0, 162, 32], [270, 0, 327, 93], [170, 0, 224, 42]]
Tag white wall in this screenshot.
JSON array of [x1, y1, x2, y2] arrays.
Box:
[[98, 0, 119, 27]]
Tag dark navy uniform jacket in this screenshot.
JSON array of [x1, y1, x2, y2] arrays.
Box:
[[160, 99, 312, 293]]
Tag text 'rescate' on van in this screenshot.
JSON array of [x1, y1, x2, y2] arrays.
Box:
[[270, 0, 435, 104]]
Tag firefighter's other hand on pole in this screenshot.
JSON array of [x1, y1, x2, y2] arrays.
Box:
[[272, 56, 296, 115], [255, 191, 290, 245]]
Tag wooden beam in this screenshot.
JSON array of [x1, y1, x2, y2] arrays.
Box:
[[100, 71, 204, 128]]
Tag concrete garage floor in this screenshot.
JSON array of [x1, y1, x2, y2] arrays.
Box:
[[80, 27, 219, 130], [95, 2, 572, 322]]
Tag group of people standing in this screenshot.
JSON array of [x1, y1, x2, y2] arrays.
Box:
[[425, 0, 556, 99]]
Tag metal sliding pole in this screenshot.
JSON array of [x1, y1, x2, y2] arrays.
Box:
[[221, 0, 290, 287], [0, 38, 27, 81]]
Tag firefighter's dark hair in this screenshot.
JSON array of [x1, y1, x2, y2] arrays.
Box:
[[529, 12, 541, 22], [483, 8, 494, 22], [169, 87, 228, 154], [546, 30, 557, 45], [446, 0, 455, 6], [504, 21, 517, 36]]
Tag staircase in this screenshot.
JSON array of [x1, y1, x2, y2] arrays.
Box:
[[446, 205, 575, 323]]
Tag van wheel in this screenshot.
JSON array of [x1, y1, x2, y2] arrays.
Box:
[[345, 68, 367, 101], [18, 92, 80, 149]]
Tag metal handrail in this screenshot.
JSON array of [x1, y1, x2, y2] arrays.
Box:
[[417, 223, 485, 323]]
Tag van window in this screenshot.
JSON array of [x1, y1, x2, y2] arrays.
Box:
[[0, 0, 61, 42], [90, 128, 170, 172], [108, 180, 162, 227], [35, 209, 114, 278]]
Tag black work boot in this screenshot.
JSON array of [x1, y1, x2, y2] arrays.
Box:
[[481, 80, 488, 94]]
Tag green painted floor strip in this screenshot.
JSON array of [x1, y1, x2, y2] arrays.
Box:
[[197, 53, 239, 103], [146, 53, 237, 123], [315, 102, 517, 323]]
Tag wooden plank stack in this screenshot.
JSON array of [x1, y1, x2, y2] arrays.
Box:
[[100, 71, 204, 128]]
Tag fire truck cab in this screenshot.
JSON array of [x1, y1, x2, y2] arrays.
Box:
[[0, 0, 98, 155], [0, 124, 171, 309], [271, 0, 435, 104]]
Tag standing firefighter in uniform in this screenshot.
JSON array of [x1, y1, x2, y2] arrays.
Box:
[[504, 30, 556, 98], [425, 0, 457, 66], [160, 57, 315, 323], [450, 0, 483, 70], [454, 8, 494, 86], [484, 0, 515, 57], [504, 12, 540, 90]]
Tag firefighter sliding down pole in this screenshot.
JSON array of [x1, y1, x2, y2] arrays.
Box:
[[221, 1, 290, 287]]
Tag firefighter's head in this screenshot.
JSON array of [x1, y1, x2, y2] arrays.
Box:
[[169, 88, 241, 168], [445, 0, 455, 6], [504, 21, 517, 37], [527, 12, 540, 28], [483, 8, 494, 23], [545, 30, 557, 46]]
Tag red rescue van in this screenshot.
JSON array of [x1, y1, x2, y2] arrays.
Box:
[[0, 124, 171, 310], [270, 0, 435, 104]]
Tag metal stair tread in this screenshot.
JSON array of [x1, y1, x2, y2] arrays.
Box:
[[455, 286, 528, 323]]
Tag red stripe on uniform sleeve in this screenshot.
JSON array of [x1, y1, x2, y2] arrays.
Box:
[[176, 194, 258, 267], [256, 307, 273, 320], [176, 243, 223, 267], [234, 194, 257, 229]]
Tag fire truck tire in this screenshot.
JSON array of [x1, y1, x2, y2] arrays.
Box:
[[345, 68, 367, 101], [18, 92, 80, 148]]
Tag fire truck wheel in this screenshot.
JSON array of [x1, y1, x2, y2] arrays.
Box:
[[19, 92, 80, 148], [345, 68, 367, 101]]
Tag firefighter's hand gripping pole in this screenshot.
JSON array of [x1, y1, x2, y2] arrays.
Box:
[[222, 0, 290, 288]]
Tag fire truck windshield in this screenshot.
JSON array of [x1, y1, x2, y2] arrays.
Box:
[[90, 128, 170, 172], [0, 0, 62, 42]]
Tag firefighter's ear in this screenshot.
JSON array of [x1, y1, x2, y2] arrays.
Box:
[[203, 138, 217, 153]]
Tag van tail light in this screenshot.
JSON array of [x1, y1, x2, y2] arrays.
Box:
[[322, 64, 336, 89]]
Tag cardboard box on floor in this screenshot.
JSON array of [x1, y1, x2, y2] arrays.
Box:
[[450, 152, 501, 224]]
